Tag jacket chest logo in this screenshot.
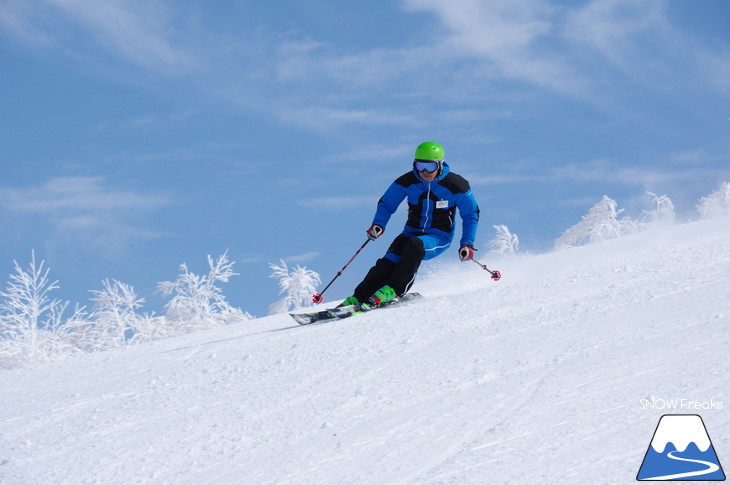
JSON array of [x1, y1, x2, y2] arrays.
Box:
[[435, 200, 448, 209]]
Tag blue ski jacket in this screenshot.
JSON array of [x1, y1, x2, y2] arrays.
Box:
[[372, 162, 480, 247]]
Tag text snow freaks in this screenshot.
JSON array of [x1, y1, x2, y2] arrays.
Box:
[[640, 398, 724, 411]]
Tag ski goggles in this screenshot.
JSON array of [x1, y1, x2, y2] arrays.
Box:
[[414, 159, 441, 173]]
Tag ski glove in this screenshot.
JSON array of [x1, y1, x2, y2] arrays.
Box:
[[459, 245, 475, 261], [367, 224, 384, 240]]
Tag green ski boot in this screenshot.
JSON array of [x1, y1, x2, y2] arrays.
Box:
[[369, 285, 397, 306], [338, 295, 360, 308]]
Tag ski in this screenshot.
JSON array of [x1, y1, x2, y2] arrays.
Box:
[[290, 292, 423, 325]]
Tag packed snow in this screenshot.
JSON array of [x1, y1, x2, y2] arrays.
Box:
[[2, 217, 729, 484]]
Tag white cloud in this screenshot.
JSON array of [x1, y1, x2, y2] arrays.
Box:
[[669, 149, 711, 165], [689, 40, 730, 98], [282, 252, 321, 264], [3, 0, 726, 132], [50, 0, 196, 73], [299, 196, 375, 210], [0, 176, 172, 251], [0, 1, 56, 47], [563, 0, 671, 76], [399, 0, 728, 107], [2, 176, 167, 212], [276, 105, 424, 132], [404, 0, 553, 52], [92, 111, 197, 132], [0, 0, 197, 75], [2, 0, 547, 125], [402, 0, 587, 95], [470, 158, 695, 189]]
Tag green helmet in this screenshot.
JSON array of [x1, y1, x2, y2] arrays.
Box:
[[414, 141, 445, 162]]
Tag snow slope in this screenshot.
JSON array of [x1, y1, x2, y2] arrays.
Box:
[[2, 218, 729, 485]]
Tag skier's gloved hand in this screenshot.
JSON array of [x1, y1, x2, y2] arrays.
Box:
[[367, 224, 384, 240], [458, 245, 475, 261]]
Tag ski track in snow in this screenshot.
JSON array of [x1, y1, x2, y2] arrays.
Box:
[[1, 218, 729, 484]]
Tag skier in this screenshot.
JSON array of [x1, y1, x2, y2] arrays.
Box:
[[340, 141, 480, 307]]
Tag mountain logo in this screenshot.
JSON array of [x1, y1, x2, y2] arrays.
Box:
[[637, 414, 725, 481]]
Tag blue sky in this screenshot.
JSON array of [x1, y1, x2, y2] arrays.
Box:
[[1, 0, 728, 317]]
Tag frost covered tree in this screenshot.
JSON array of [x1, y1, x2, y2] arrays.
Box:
[[639, 192, 675, 225], [488, 225, 519, 257], [555, 195, 638, 249], [91, 279, 145, 344], [697, 182, 730, 219], [69, 279, 153, 352], [0, 252, 84, 369], [268, 260, 321, 314], [157, 251, 251, 333]]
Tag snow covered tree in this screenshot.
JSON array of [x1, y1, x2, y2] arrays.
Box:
[[268, 260, 321, 314], [697, 182, 730, 219], [555, 195, 638, 249], [0, 252, 84, 369], [69, 279, 153, 352], [638, 192, 675, 225], [488, 224, 519, 257], [157, 251, 251, 333]]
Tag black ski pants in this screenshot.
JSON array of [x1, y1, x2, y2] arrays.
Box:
[[353, 234, 425, 302]]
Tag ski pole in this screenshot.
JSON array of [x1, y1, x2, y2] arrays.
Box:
[[312, 238, 372, 304], [472, 258, 501, 281]]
